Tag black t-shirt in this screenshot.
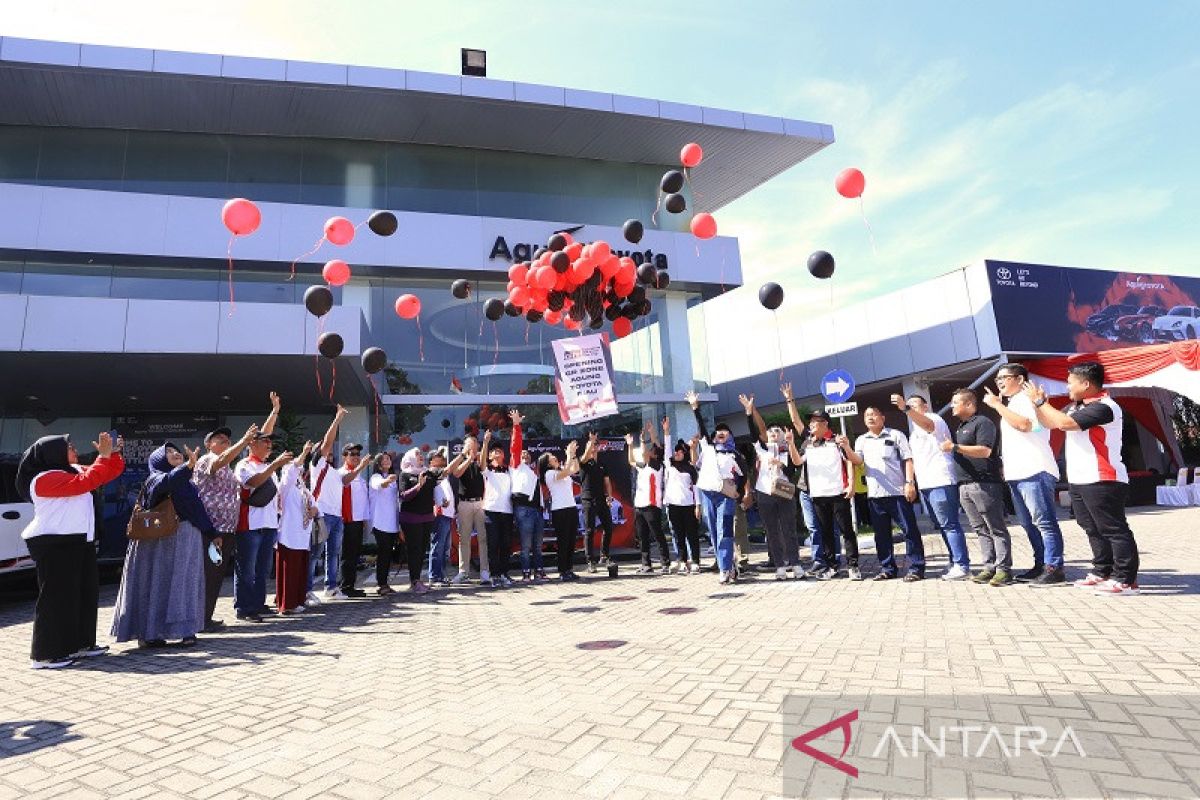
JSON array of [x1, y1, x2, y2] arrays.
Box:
[[457, 463, 484, 501], [952, 414, 1001, 483], [578, 459, 608, 500]]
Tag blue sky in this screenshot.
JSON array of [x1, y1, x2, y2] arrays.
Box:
[[6, 1, 1198, 382]]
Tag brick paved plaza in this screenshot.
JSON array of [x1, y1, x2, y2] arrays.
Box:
[[2, 506, 1199, 800]]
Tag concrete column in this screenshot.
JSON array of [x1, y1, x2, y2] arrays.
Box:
[[656, 291, 699, 439], [901, 376, 932, 405]]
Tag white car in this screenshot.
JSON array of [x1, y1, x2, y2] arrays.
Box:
[[0, 455, 34, 575], [1152, 305, 1200, 341]]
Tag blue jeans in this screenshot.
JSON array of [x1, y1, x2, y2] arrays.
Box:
[[1009, 471, 1064, 570], [515, 505, 545, 573], [802, 490, 842, 567], [428, 515, 453, 582], [700, 490, 736, 573], [868, 495, 926, 576], [308, 514, 344, 592], [921, 485, 969, 569], [234, 527, 275, 614]]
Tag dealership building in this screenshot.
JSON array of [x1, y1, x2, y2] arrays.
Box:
[[0, 36, 835, 461], [714, 260, 1200, 498]]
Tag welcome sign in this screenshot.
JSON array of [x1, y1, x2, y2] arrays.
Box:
[[551, 333, 620, 424]]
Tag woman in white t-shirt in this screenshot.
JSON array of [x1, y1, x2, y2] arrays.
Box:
[[277, 442, 317, 614], [538, 439, 581, 581], [664, 433, 702, 575], [626, 424, 670, 575], [368, 452, 400, 595]]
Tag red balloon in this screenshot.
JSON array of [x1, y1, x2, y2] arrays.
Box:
[[508, 263, 528, 283], [506, 280, 517, 292], [681, 142, 703, 168], [394, 293, 421, 319], [690, 212, 717, 240], [544, 310, 562, 325], [322, 259, 351, 286], [612, 317, 633, 338], [572, 258, 596, 282], [835, 167, 865, 199], [510, 286, 531, 307], [324, 216, 355, 245], [599, 255, 621, 280], [565, 242, 584, 261], [221, 198, 261, 236], [534, 266, 556, 290], [591, 241, 612, 261], [564, 317, 581, 331]]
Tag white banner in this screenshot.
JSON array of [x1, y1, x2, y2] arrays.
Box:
[[552, 334, 620, 424]]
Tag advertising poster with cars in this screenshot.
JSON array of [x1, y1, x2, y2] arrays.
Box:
[[987, 261, 1200, 354]]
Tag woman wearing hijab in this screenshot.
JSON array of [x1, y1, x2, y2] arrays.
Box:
[[685, 390, 747, 584], [399, 448, 437, 594], [18, 432, 125, 669], [663, 422, 703, 576], [538, 440, 581, 581], [369, 451, 401, 595], [110, 442, 210, 648], [276, 441, 316, 614]]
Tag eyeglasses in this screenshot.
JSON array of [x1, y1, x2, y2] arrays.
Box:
[[995, 374, 1020, 382]]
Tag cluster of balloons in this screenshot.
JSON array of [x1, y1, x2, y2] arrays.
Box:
[[463, 230, 664, 340], [617, 142, 716, 248]]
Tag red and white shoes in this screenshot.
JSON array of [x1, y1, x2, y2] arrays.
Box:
[[1073, 573, 1108, 589], [1093, 579, 1139, 596]]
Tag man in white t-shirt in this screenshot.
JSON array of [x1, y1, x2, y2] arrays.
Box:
[[983, 364, 1066, 585], [233, 434, 292, 622], [891, 393, 970, 580]]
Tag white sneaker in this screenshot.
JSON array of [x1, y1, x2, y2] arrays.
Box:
[[325, 588, 347, 599], [775, 567, 788, 581], [793, 566, 808, 580], [291, 604, 307, 614], [480, 570, 491, 582], [719, 571, 731, 585], [305, 592, 322, 606], [500, 575, 515, 587], [1074, 572, 1107, 589], [848, 567, 863, 581], [669, 561, 681, 574], [942, 565, 969, 581], [31, 658, 76, 670], [451, 572, 470, 584], [689, 562, 701, 575]]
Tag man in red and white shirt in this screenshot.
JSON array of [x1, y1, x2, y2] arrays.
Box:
[[233, 433, 292, 621], [1026, 361, 1140, 596], [333, 442, 372, 598]]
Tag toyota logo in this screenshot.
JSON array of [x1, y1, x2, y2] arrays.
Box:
[[996, 267, 1012, 280]]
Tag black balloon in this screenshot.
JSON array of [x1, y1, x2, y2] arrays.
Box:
[[525, 309, 543, 323], [547, 233, 568, 252], [639, 300, 653, 316], [317, 332, 344, 359], [484, 298, 505, 321], [547, 292, 565, 312], [504, 301, 522, 317], [533, 247, 547, 260], [589, 315, 605, 330], [551, 251, 571, 273], [622, 219, 644, 244], [361, 346, 387, 374], [664, 193, 686, 214], [660, 170, 684, 194], [807, 250, 836, 280], [629, 285, 647, 305], [636, 262, 658, 286], [367, 210, 398, 237], [759, 282, 784, 310], [656, 270, 671, 289], [621, 304, 639, 320], [604, 304, 622, 321], [451, 279, 471, 299], [304, 285, 334, 317], [567, 304, 586, 322]]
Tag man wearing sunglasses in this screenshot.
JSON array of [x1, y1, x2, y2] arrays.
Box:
[[982, 365, 1066, 585]]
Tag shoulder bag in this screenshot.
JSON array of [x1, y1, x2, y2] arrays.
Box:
[[127, 486, 180, 541]]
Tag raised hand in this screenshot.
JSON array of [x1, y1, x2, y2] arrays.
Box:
[[624, 432, 635, 446], [781, 383, 794, 401], [94, 431, 113, 457], [336, 404, 349, 418], [1023, 381, 1047, 405], [566, 440, 578, 456], [661, 416, 670, 434], [784, 428, 795, 444], [184, 445, 200, 470], [270, 391, 281, 411], [274, 450, 295, 467], [684, 390, 700, 410], [242, 423, 260, 442], [982, 386, 1003, 409], [890, 393, 907, 411], [509, 409, 524, 426]]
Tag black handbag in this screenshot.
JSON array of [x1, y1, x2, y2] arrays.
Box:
[[247, 478, 278, 508]]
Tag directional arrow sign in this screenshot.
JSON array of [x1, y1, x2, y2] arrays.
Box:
[[820, 369, 856, 404]]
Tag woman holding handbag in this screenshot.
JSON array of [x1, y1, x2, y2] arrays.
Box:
[[685, 391, 745, 585], [739, 394, 806, 580], [17, 432, 125, 669], [111, 442, 210, 648]]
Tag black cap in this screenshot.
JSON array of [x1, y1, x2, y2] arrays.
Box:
[[808, 409, 831, 421], [251, 432, 275, 442], [203, 427, 233, 445], [342, 442, 364, 455]]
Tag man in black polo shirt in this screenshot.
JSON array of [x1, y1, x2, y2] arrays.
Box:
[[941, 388, 1011, 585], [449, 435, 490, 585], [578, 432, 614, 572]]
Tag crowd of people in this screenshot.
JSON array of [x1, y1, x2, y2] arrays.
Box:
[[16, 360, 1142, 669]]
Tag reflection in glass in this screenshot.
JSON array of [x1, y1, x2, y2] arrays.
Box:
[[22, 262, 113, 297]]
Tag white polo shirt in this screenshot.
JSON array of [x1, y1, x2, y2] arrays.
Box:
[[999, 392, 1061, 482], [482, 469, 513, 514], [908, 412, 955, 490], [853, 428, 912, 498], [234, 457, 279, 531]]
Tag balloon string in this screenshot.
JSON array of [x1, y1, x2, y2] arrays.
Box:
[[463, 302, 470, 371], [371, 373, 381, 445], [416, 314, 425, 362], [774, 309, 785, 382], [858, 196, 878, 255], [289, 236, 325, 282], [314, 315, 325, 395], [683, 166, 707, 212], [225, 235, 236, 317], [329, 360, 337, 403], [493, 322, 500, 367], [524, 320, 530, 345], [650, 193, 662, 228]]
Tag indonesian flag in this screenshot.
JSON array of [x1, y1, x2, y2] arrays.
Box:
[[1022, 341, 1200, 402]]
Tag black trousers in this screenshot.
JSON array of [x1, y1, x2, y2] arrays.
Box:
[[400, 522, 432, 584], [635, 506, 670, 567], [204, 531, 235, 623], [26, 534, 98, 662], [581, 498, 613, 561], [667, 504, 702, 564], [339, 520, 365, 591], [1070, 481, 1139, 585], [551, 507, 577, 575], [811, 495, 859, 568], [373, 530, 398, 587], [485, 511, 514, 577]]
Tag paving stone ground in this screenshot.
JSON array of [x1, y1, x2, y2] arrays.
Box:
[[1, 506, 1198, 799]]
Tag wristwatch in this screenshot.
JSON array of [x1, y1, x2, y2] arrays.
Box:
[[1034, 397, 1047, 407]]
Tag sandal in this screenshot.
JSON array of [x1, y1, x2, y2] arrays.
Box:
[[180, 636, 198, 647]]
